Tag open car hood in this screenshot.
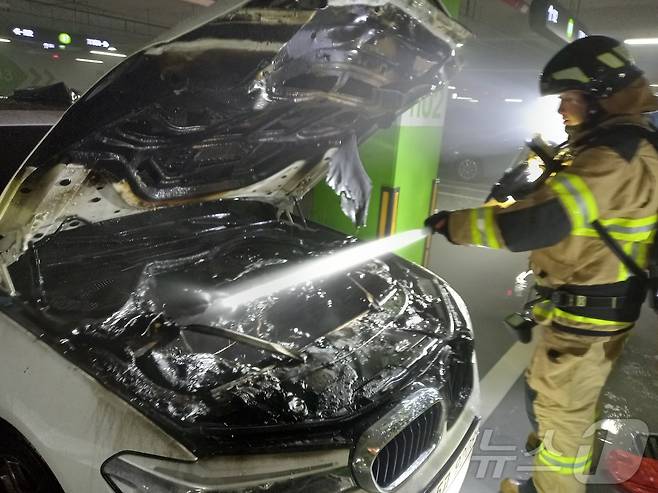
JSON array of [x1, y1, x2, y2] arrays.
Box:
[[0, 0, 467, 273]]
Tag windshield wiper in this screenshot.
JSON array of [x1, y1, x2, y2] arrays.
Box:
[[184, 324, 303, 362]]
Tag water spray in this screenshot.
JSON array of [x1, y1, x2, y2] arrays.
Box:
[[221, 228, 431, 308]]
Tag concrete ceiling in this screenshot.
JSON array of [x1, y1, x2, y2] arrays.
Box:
[[2, 0, 656, 95]]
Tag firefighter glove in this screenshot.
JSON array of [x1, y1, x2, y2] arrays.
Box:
[[425, 211, 451, 236]]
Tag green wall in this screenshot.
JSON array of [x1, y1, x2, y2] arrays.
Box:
[[310, 89, 448, 264], [392, 125, 444, 261]]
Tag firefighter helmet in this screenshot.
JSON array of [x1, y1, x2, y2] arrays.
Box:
[[540, 36, 643, 98]]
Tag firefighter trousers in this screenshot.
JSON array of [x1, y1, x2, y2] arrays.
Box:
[[525, 323, 630, 493]]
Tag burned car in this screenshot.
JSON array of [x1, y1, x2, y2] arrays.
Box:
[[0, 1, 478, 492]]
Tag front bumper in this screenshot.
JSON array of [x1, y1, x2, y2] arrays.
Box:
[[103, 388, 480, 493]]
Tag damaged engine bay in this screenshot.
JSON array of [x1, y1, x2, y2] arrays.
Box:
[[7, 200, 473, 456], [0, 0, 472, 457]]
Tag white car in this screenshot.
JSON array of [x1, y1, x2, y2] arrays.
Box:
[[0, 1, 479, 492]]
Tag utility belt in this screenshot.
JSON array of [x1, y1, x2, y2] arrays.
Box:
[[505, 280, 646, 342], [534, 285, 640, 310]]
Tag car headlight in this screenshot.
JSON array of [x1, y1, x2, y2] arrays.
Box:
[[102, 449, 356, 493]]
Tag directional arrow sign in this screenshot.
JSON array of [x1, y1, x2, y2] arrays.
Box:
[[11, 27, 35, 37]]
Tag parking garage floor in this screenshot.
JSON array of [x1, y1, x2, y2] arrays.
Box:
[[429, 179, 655, 493]]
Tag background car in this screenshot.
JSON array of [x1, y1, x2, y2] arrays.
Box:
[[0, 83, 73, 188]]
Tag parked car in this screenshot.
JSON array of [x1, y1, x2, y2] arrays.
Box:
[[0, 1, 479, 493], [0, 83, 74, 189]]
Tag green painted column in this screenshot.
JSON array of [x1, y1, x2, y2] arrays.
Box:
[[393, 90, 448, 262], [309, 1, 460, 263]]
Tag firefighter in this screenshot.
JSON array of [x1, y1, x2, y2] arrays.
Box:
[[426, 35, 658, 493]]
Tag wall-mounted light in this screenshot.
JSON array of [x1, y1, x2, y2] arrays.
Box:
[[58, 32, 72, 45], [0, 37, 10, 43], [75, 57, 103, 64], [179, 0, 215, 5], [624, 38, 658, 45], [89, 50, 127, 58]]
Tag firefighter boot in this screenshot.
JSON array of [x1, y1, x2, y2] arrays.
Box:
[[500, 478, 537, 493]]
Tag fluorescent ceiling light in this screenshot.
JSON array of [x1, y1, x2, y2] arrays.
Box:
[[90, 50, 127, 58], [456, 43, 464, 48], [75, 57, 104, 64], [455, 96, 473, 101], [651, 84, 658, 88], [448, 85, 456, 90], [469, 99, 479, 103], [107, 46, 117, 51], [624, 38, 658, 45], [0, 38, 10, 43], [505, 98, 523, 103], [179, 0, 215, 5]]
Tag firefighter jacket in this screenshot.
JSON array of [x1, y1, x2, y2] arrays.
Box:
[[446, 110, 658, 336]]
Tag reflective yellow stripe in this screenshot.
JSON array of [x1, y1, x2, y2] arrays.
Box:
[[572, 227, 654, 242], [484, 207, 501, 249], [566, 173, 599, 223], [548, 179, 584, 229], [537, 445, 592, 475], [532, 301, 553, 321], [637, 242, 649, 269], [571, 226, 599, 238], [600, 215, 658, 228], [549, 173, 599, 226], [572, 214, 657, 242], [470, 209, 481, 245], [617, 242, 635, 282], [553, 308, 632, 328], [469, 208, 501, 249]]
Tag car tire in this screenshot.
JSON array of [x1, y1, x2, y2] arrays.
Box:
[[0, 426, 63, 493], [456, 157, 481, 182]]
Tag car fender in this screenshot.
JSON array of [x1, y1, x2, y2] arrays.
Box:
[[0, 311, 196, 493]]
